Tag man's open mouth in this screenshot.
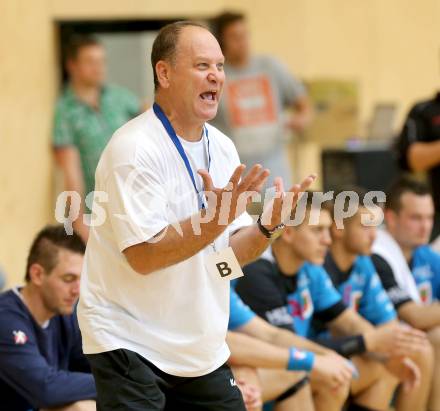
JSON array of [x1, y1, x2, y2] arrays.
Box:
[[200, 91, 217, 101]]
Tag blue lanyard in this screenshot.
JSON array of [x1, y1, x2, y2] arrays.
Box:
[[153, 102, 211, 209]]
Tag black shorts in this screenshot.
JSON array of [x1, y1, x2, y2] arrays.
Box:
[[86, 349, 246, 411]]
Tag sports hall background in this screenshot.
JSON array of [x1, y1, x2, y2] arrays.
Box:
[[1, 0, 440, 287]]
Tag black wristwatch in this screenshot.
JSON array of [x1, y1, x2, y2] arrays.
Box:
[[257, 215, 286, 239]]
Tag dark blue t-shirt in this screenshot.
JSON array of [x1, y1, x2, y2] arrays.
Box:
[[0, 288, 96, 411]]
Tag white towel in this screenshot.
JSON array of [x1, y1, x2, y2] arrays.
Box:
[[431, 233, 440, 254], [372, 229, 420, 303]]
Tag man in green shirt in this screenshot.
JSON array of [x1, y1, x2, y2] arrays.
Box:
[[53, 35, 140, 241]]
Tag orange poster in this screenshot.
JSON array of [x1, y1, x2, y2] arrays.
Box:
[[227, 75, 277, 128]]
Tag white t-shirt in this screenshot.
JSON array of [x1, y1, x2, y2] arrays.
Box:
[[77, 108, 252, 377], [177, 135, 209, 195]]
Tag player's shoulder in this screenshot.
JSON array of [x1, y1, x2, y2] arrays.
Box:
[[0, 289, 23, 313], [302, 262, 328, 277], [355, 255, 377, 275], [416, 245, 440, 262], [243, 256, 276, 279], [0, 290, 33, 337], [301, 263, 331, 287], [240, 256, 282, 298]]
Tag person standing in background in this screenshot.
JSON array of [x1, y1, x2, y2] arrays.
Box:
[[211, 12, 313, 188], [395, 92, 440, 240], [53, 35, 141, 242]]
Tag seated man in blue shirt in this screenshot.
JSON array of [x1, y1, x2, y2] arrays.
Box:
[[228, 287, 353, 411], [325, 187, 433, 411], [371, 176, 440, 411], [236, 192, 425, 411], [0, 225, 96, 411]]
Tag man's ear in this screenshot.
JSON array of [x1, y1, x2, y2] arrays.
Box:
[[28, 263, 46, 286], [155, 60, 171, 89]]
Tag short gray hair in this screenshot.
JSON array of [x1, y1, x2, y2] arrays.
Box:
[[151, 21, 209, 91]]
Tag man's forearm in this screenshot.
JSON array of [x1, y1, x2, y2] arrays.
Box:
[[227, 331, 289, 368], [329, 309, 374, 338], [124, 212, 228, 275], [229, 224, 270, 266], [399, 302, 440, 330], [240, 317, 329, 355], [65, 181, 89, 243], [56, 147, 89, 242], [408, 141, 440, 171], [269, 327, 329, 355]]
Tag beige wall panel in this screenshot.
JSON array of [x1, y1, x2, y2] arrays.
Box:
[[50, 0, 225, 20], [0, 0, 56, 287]]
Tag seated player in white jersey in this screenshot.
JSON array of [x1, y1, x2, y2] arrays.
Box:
[[371, 176, 440, 410]]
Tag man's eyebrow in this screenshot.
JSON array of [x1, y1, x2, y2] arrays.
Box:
[[62, 273, 80, 278], [195, 55, 225, 62]]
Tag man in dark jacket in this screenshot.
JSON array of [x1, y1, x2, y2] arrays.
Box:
[[0, 225, 96, 411]]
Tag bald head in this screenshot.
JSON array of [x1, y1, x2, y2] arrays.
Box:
[[151, 21, 216, 91]]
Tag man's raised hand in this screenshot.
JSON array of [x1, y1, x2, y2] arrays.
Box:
[[198, 164, 270, 225], [260, 174, 317, 230]]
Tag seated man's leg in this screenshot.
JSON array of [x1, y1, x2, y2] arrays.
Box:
[[257, 369, 315, 411], [428, 325, 440, 411], [350, 356, 398, 411], [310, 371, 350, 411], [42, 400, 96, 411], [395, 339, 434, 411]]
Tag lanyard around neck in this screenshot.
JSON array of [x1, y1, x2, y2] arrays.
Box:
[[153, 103, 211, 209]]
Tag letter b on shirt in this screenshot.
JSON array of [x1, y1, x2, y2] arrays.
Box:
[[205, 247, 244, 281], [216, 262, 232, 277]]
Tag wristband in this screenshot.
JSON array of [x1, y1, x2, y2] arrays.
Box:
[[316, 335, 366, 358], [338, 335, 366, 357], [287, 347, 315, 371]]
